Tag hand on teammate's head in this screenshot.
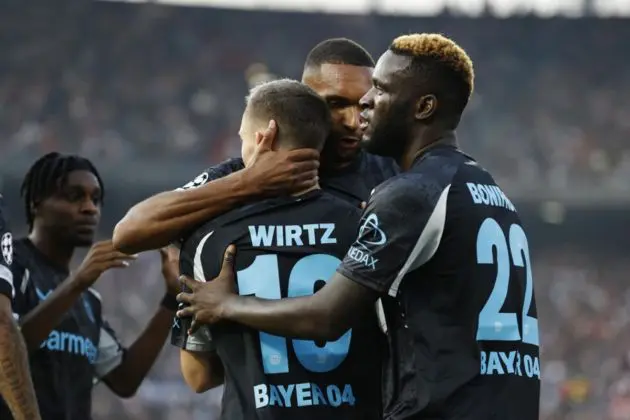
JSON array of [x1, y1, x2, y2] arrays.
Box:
[[244, 120, 320, 197]]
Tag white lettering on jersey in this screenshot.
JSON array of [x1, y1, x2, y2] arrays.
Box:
[[248, 224, 337, 247], [466, 183, 516, 212]]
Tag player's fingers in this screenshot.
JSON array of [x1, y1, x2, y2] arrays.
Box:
[[106, 259, 132, 269], [176, 305, 194, 318], [293, 169, 319, 183], [286, 148, 320, 163], [256, 120, 277, 151], [220, 245, 237, 276], [291, 160, 320, 176], [189, 319, 201, 334], [103, 253, 136, 267], [179, 275, 197, 291], [99, 249, 137, 261], [360, 201, 367, 210], [292, 179, 318, 192], [176, 293, 193, 306]]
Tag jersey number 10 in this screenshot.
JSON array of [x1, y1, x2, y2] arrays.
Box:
[[476, 218, 539, 346], [236, 254, 352, 374]]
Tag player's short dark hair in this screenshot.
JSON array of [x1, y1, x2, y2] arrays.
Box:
[[21, 152, 104, 231], [390, 33, 474, 127], [304, 38, 375, 69], [246, 79, 332, 151]]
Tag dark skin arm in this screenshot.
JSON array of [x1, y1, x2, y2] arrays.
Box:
[[113, 121, 320, 254], [0, 295, 41, 420], [102, 306, 174, 398], [176, 246, 378, 342], [103, 247, 182, 398], [19, 241, 135, 351]]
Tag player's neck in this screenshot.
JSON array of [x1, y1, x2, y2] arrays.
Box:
[[400, 127, 457, 170], [28, 229, 74, 271], [291, 184, 320, 197]]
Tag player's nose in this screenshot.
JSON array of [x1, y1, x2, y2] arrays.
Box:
[[359, 88, 374, 111], [343, 106, 361, 132]]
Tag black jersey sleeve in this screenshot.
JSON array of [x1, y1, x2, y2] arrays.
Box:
[[0, 196, 14, 299], [176, 158, 245, 191], [171, 227, 221, 352], [337, 173, 450, 297]]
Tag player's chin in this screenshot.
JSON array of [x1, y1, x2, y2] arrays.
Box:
[[72, 232, 96, 248], [361, 134, 389, 157]]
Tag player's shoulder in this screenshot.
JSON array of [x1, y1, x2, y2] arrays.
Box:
[[204, 157, 245, 180], [368, 147, 474, 216]]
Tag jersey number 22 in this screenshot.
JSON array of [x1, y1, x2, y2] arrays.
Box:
[[476, 218, 539, 346], [237, 254, 352, 374]]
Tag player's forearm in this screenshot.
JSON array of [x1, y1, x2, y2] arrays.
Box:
[[113, 171, 257, 254], [223, 295, 343, 342], [180, 350, 224, 393], [104, 306, 173, 397], [0, 305, 41, 420], [19, 278, 84, 352]]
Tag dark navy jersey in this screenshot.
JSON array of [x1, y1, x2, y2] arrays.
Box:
[[172, 190, 383, 420], [0, 239, 125, 420], [338, 145, 540, 420], [177, 151, 399, 207], [0, 195, 14, 299]]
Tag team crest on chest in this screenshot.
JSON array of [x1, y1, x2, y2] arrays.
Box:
[[1, 232, 12, 266]]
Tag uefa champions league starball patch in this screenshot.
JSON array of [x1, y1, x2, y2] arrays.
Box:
[[1, 232, 12, 266]]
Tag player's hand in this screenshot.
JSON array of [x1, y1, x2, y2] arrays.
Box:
[[176, 245, 237, 333], [159, 246, 180, 296], [360, 201, 367, 210], [244, 120, 320, 196], [74, 240, 137, 288]]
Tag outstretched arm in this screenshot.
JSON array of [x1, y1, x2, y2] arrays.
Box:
[[113, 122, 320, 254], [102, 306, 174, 398], [113, 172, 254, 254]]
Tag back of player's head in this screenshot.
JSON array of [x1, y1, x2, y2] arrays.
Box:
[[245, 79, 332, 151], [389, 33, 474, 127], [304, 38, 375, 70], [21, 152, 104, 230]]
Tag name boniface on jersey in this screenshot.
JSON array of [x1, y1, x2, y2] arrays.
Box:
[[253, 382, 355, 409], [466, 182, 516, 212], [248, 224, 337, 247]]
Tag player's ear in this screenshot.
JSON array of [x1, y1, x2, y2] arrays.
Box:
[[415, 94, 437, 121], [29, 201, 39, 218]]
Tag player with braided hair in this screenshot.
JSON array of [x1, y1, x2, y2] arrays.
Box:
[[0, 152, 182, 420]]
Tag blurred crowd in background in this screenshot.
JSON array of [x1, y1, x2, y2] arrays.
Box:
[[0, 1, 628, 419]]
